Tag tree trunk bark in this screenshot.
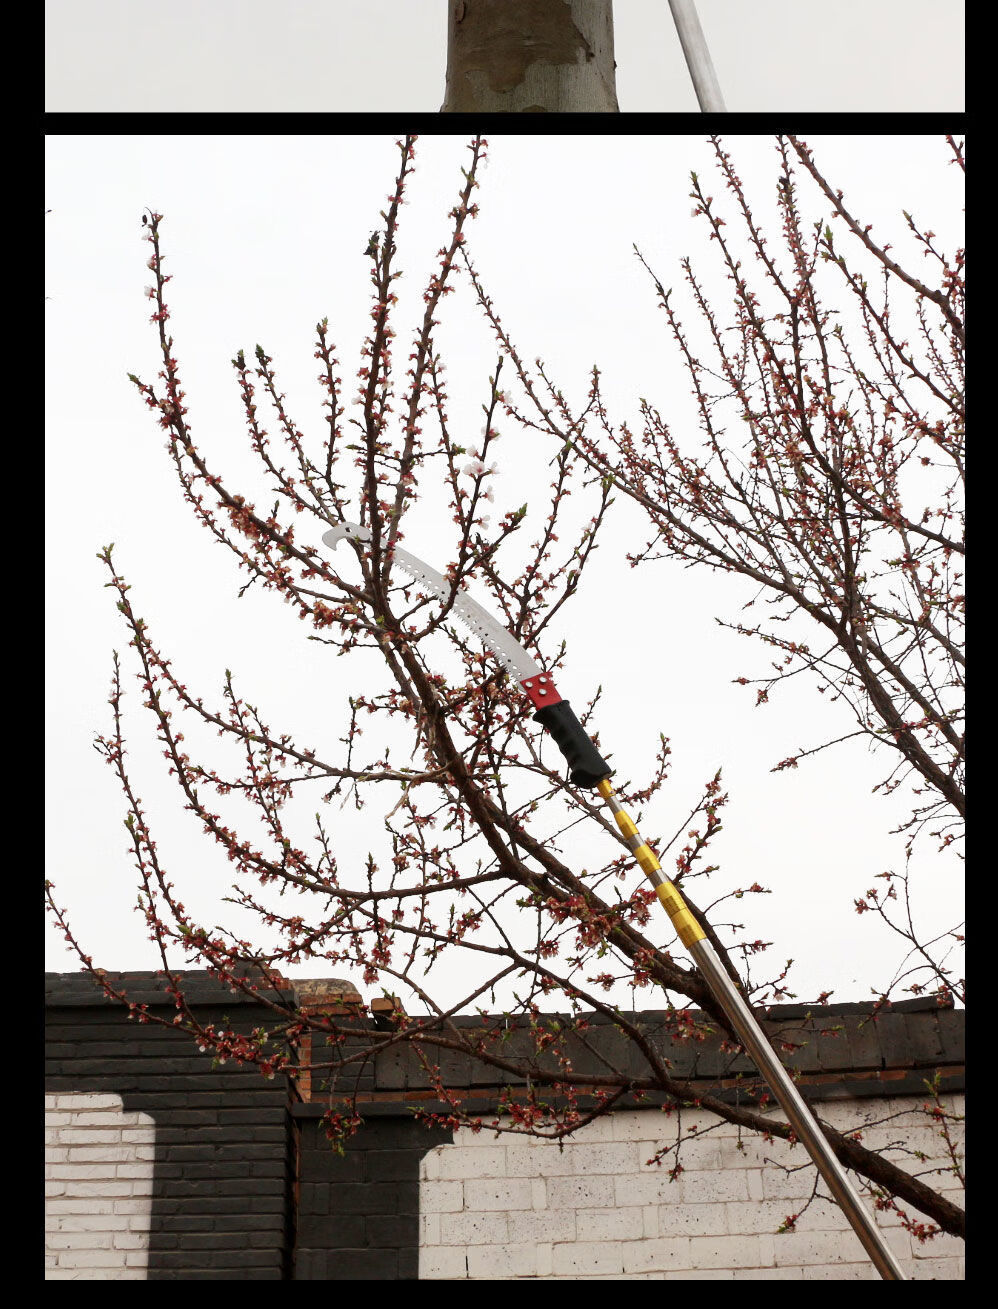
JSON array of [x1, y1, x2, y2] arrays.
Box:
[[441, 0, 619, 112]]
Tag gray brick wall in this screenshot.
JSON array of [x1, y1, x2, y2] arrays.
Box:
[[45, 1092, 157, 1279], [45, 975, 964, 1280], [417, 1098, 964, 1279]]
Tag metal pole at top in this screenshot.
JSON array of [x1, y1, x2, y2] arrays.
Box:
[[668, 0, 726, 111]]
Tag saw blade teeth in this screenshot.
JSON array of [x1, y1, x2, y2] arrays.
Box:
[[394, 560, 512, 669], [397, 562, 448, 603]]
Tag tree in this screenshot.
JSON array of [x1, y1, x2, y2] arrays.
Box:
[[47, 135, 964, 1242], [441, 0, 619, 112], [464, 133, 965, 1004]]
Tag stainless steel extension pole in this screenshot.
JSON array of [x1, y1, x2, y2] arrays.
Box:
[[597, 780, 907, 1281], [668, 0, 727, 111], [692, 939, 908, 1280]]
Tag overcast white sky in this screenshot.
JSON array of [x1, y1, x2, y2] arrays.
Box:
[[45, 134, 964, 1014], [45, 0, 964, 113]]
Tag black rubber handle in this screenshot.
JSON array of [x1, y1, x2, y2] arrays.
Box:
[[533, 700, 612, 789]]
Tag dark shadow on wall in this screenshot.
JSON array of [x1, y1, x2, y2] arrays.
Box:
[[45, 972, 453, 1280]]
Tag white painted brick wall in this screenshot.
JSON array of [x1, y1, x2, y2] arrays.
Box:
[[45, 1092, 156, 1280], [419, 1094, 964, 1280]]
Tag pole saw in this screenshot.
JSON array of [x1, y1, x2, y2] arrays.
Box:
[[323, 521, 906, 1281]]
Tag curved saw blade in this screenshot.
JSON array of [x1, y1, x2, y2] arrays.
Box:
[[322, 522, 542, 681]]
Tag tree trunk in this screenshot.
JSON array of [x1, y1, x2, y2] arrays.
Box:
[[441, 0, 619, 112]]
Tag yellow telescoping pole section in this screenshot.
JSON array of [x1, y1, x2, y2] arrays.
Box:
[[596, 778, 908, 1282]]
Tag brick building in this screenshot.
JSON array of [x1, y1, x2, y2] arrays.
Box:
[[45, 971, 964, 1280]]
